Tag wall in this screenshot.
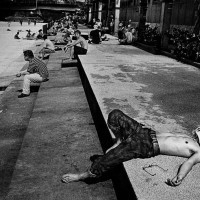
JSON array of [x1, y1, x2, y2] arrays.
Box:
[[119, 0, 196, 29]]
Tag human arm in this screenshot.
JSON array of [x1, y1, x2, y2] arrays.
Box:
[[166, 152, 200, 186], [66, 38, 81, 47], [16, 69, 29, 77]]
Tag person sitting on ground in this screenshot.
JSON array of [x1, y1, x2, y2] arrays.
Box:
[[119, 27, 133, 45], [63, 31, 72, 43], [62, 109, 200, 187], [36, 29, 43, 40], [63, 30, 88, 60], [131, 27, 137, 43], [39, 35, 55, 59], [26, 29, 31, 38], [118, 25, 125, 41], [16, 50, 49, 98], [14, 31, 20, 39], [68, 25, 74, 35], [89, 25, 101, 44]]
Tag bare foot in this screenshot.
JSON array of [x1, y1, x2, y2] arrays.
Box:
[[62, 173, 81, 183], [61, 171, 94, 183]]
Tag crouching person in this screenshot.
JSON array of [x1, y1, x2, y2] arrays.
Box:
[[16, 50, 49, 98], [62, 109, 200, 187]]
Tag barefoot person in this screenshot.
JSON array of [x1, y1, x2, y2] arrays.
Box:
[[39, 35, 55, 59], [62, 109, 200, 187], [64, 30, 88, 60], [16, 50, 49, 98]]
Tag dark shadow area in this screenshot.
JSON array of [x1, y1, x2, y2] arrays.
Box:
[[0, 86, 7, 91]]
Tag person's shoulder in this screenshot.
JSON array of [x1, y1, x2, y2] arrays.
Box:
[[80, 36, 86, 41], [34, 57, 45, 64]]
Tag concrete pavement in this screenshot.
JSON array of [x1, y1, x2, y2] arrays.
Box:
[[2, 37, 116, 200], [1, 24, 200, 199], [79, 32, 200, 199]]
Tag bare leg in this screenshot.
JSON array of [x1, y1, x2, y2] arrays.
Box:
[[105, 139, 121, 153], [62, 171, 94, 183], [69, 46, 74, 60], [66, 47, 73, 61]]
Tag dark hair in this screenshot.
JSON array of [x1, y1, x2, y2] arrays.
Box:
[[43, 34, 47, 40], [74, 30, 81, 35], [23, 50, 34, 58]]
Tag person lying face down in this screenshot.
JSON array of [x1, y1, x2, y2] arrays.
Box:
[[62, 109, 200, 187]]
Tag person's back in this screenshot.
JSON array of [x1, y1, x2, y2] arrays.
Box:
[[78, 36, 88, 50], [125, 31, 133, 44], [44, 39, 55, 50], [90, 29, 101, 44]]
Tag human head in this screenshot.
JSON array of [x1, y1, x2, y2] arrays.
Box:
[[23, 50, 34, 61], [74, 30, 81, 38], [192, 127, 200, 144], [93, 25, 98, 30], [43, 34, 47, 40]]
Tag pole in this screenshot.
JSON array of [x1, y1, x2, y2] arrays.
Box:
[[36, 0, 38, 10], [107, 0, 111, 27]]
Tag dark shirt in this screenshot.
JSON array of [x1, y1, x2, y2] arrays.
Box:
[[14, 34, 20, 39], [90, 29, 101, 44], [118, 29, 124, 40], [27, 57, 49, 79]]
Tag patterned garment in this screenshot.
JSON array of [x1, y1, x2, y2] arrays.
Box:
[[90, 109, 160, 177], [27, 57, 49, 79]]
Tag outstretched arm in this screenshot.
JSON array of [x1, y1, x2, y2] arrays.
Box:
[[67, 38, 81, 47], [166, 152, 200, 186]]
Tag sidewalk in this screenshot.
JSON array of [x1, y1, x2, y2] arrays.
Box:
[[2, 25, 200, 200], [78, 28, 200, 200]]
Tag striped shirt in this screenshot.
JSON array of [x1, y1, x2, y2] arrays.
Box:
[[27, 57, 49, 79]]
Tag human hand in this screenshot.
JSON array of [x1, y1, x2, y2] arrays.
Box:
[[16, 73, 21, 77], [166, 177, 182, 187]]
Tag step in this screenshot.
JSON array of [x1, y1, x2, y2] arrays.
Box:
[[0, 78, 39, 198], [61, 58, 78, 68], [5, 67, 116, 200]]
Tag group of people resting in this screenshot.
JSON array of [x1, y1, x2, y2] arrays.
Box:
[[118, 25, 137, 45], [15, 24, 200, 190], [16, 28, 88, 98], [14, 29, 45, 40]]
